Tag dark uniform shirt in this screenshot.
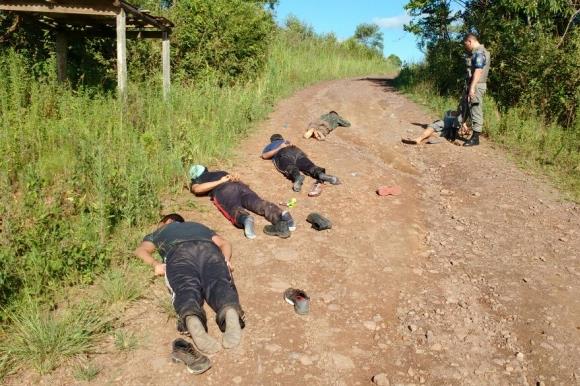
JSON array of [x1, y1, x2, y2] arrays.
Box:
[[143, 221, 216, 261], [191, 170, 229, 197], [466, 45, 490, 84]]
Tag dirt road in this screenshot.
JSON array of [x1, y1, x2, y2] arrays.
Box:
[[24, 77, 580, 385]]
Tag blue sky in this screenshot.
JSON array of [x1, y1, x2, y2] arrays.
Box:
[[274, 0, 424, 63]]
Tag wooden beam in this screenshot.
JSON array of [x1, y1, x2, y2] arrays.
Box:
[[116, 7, 127, 99], [162, 31, 170, 100], [55, 30, 67, 82], [0, 2, 117, 16]]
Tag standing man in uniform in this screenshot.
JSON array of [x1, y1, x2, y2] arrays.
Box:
[[463, 33, 490, 147]]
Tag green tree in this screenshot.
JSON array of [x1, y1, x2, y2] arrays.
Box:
[[354, 23, 384, 52], [387, 54, 402, 67]]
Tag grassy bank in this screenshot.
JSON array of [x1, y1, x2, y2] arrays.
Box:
[[394, 68, 580, 201], [0, 30, 396, 378]]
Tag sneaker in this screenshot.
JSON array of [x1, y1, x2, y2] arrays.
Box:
[[243, 216, 256, 239], [308, 182, 322, 197], [281, 211, 296, 231], [292, 174, 305, 192], [263, 220, 291, 238], [283, 288, 310, 315], [171, 338, 211, 374]]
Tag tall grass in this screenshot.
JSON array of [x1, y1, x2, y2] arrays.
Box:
[[394, 67, 580, 201]]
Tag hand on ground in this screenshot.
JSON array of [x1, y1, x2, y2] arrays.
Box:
[[154, 263, 166, 276]]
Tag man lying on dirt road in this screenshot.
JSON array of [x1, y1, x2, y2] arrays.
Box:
[[261, 134, 341, 196], [401, 108, 469, 145], [303, 110, 351, 140], [189, 164, 294, 239], [134, 213, 244, 356]]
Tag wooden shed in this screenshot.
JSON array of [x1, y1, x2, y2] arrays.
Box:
[[0, 0, 174, 98]]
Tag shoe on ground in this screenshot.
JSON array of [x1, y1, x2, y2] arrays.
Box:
[[263, 220, 291, 238], [281, 211, 296, 231], [171, 338, 211, 375], [292, 175, 305, 192], [308, 182, 322, 197], [283, 288, 310, 315], [306, 212, 332, 231]]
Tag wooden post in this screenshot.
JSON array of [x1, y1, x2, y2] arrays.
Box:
[[55, 30, 67, 83], [162, 30, 170, 100], [116, 8, 127, 99]]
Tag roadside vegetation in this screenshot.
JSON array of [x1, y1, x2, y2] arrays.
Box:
[[0, 0, 398, 379], [397, 0, 580, 200]]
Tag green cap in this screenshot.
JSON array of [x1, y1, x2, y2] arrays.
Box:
[[189, 164, 206, 180]]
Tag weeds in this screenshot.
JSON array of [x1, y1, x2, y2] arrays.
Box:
[[0, 300, 109, 375], [112, 330, 139, 352], [73, 361, 101, 382], [99, 265, 148, 306]]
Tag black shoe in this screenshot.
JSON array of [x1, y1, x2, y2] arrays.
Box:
[[172, 338, 211, 374], [292, 174, 305, 192], [263, 220, 291, 238], [463, 132, 480, 147], [306, 212, 332, 231]]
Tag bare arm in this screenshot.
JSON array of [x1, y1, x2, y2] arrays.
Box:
[[134, 241, 165, 276], [212, 234, 232, 267], [191, 175, 231, 194], [261, 142, 288, 160]]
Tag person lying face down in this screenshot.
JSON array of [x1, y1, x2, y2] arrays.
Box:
[[261, 134, 341, 193], [303, 111, 351, 140], [188, 164, 294, 239], [134, 213, 244, 355], [401, 109, 468, 145]]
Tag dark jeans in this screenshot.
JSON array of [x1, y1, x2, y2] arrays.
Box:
[[212, 181, 282, 227], [273, 146, 325, 182], [165, 240, 244, 332]]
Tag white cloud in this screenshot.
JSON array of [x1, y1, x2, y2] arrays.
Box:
[[373, 14, 412, 29]]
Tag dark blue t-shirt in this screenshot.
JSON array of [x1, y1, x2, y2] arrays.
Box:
[[191, 170, 228, 197], [143, 221, 216, 260], [262, 140, 287, 154]]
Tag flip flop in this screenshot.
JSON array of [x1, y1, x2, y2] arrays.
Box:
[[401, 138, 418, 145], [376, 185, 402, 196]]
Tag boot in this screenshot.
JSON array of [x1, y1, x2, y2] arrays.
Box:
[[463, 131, 480, 147], [292, 174, 305, 192], [318, 172, 340, 185], [263, 220, 291, 238]]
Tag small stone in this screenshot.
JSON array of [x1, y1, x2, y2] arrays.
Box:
[[420, 376, 426, 383], [372, 373, 390, 386], [299, 355, 313, 366], [426, 330, 433, 341], [364, 321, 378, 331], [516, 352, 524, 361], [472, 192, 481, 197], [407, 367, 415, 377], [233, 376, 242, 384], [408, 324, 417, 332]]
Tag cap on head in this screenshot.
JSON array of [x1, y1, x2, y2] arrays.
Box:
[[189, 164, 206, 180], [270, 134, 284, 142]]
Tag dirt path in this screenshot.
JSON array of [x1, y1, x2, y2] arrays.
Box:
[[19, 77, 580, 385]]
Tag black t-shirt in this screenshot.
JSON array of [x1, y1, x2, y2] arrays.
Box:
[[191, 170, 229, 197], [143, 221, 216, 260], [274, 145, 302, 162]]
